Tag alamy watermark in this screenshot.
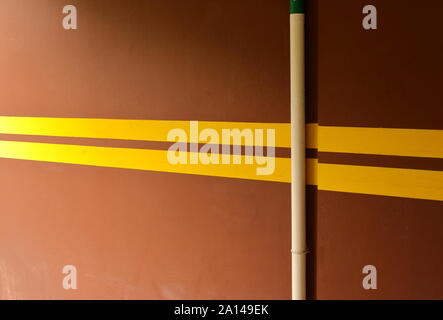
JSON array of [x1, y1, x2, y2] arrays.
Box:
[[167, 121, 276, 176], [62, 265, 77, 290], [362, 265, 378, 290]]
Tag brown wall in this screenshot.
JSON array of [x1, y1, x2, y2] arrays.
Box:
[[0, 0, 442, 300], [307, 0, 443, 299], [0, 0, 291, 299]]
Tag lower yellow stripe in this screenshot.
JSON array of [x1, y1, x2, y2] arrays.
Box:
[[306, 158, 318, 186], [0, 140, 291, 183], [0, 140, 441, 201], [318, 163, 443, 202]]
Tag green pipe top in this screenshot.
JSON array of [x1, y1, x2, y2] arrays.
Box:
[[290, 0, 305, 14]]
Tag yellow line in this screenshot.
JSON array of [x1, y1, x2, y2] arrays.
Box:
[[318, 163, 443, 202], [306, 123, 318, 149], [1, 117, 442, 200], [306, 158, 318, 186], [0, 140, 441, 201], [319, 126, 443, 159], [3, 117, 443, 159], [0, 117, 291, 148], [0, 140, 291, 183]]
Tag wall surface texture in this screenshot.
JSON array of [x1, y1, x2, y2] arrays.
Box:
[[307, 0, 443, 299], [0, 0, 442, 299], [0, 0, 291, 300]]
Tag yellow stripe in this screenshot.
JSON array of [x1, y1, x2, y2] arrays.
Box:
[[319, 126, 443, 159], [306, 158, 318, 186], [318, 163, 443, 202], [4, 117, 442, 159], [0, 140, 441, 201], [1, 117, 442, 200], [0, 117, 291, 148], [306, 123, 318, 149], [0, 140, 291, 183]]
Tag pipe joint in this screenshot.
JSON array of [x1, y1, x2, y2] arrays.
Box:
[[291, 248, 310, 255]]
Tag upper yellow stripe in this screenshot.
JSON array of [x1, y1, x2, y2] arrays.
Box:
[[306, 123, 318, 149], [0, 117, 291, 148], [3, 117, 442, 159], [319, 126, 443, 159]]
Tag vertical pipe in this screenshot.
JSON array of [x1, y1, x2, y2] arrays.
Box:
[[290, 0, 307, 300]]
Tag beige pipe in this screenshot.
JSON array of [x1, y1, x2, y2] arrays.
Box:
[[290, 0, 307, 300]]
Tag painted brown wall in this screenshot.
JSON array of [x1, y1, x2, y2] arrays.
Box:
[[307, 0, 443, 299], [0, 0, 291, 299], [0, 0, 442, 300]]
